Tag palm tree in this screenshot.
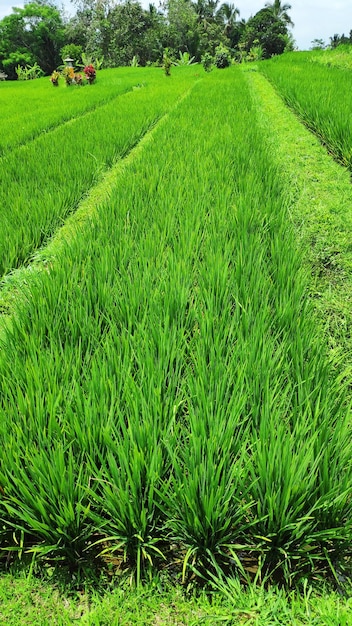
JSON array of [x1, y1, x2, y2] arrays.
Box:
[[264, 0, 294, 27], [194, 0, 221, 26], [217, 3, 240, 35]]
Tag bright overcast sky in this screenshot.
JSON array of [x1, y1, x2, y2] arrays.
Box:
[[0, 0, 352, 51]]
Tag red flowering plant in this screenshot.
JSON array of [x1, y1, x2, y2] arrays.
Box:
[[84, 64, 96, 84]]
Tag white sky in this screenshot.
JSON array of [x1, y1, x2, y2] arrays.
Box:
[[0, 0, 351, 51]]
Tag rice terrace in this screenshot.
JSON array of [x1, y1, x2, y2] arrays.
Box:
[[2, 43, 352, 624]]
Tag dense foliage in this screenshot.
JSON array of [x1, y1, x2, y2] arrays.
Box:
[[0, 0, 295, 76], [0, 2, 65, 79], [241, 8, 289, 58]]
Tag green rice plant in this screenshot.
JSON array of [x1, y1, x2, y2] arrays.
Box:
[[0, 68, 197, 278], [166, 435, 252, 581], [0, 442, 95, 565], [0, 67, 351, 587], [0, 67, 176, 155], [86, 419, 169, 585], [260, 52, 352, 170]]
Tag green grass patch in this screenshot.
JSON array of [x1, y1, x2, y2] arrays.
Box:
[[0, 67, 198, 278], [260, 52, 352, 171], [0, 571, 351, 625], [245, 66, 352, 380]]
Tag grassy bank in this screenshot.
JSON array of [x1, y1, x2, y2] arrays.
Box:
[[260, 52, 352, 171], [0, 571, 351, 625], [249, 62, 352, 380]]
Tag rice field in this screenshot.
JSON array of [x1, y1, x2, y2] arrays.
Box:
[[0, 68, 197, 277], [0, 63, 352, 587], [260, 51, 352, 170], [0, 67, 170, 153]]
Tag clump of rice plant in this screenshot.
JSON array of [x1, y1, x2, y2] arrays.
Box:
[[261, 52, 352, 171]]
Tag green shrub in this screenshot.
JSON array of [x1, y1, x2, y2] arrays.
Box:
[[163, 49, 172, 76], [214, 45, 231, 69], [15, 63, 43, 80], [201, 52, 213, 72], [60, 44, 83, 66]]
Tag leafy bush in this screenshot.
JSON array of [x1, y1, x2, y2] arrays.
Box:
[[201, 52, 213, 72], [62, 66, 75, 86], [248, 45, 264, 62], [214, 45, 231, 69], [163, 50, 172, 76], [16, 63, 43, 80], [130, 55, 139, 67], [80, 53, 104, 71], [50, 70, 60, 86], [84, 64, 96, 84], [60, 44, 83, 66], [173, 51, 196, 66]]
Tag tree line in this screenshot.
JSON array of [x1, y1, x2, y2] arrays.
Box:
[[0, 0, 295, 79]]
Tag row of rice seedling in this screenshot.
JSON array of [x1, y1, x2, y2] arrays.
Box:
[[0, 68, 197, 279], [309, 44, 352, 71], [0, 67, 165, 154], [260, 52, 352, 170], [0, 67, 351, 586]]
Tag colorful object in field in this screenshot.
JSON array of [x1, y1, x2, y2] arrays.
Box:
[[84, 64, 96, 84], [50, 70, 60, 86]]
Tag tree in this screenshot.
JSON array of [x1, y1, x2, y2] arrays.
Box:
[[197, 20, 228, 57], [193, 0, 221, 26], [142, 5, 168, 64], [64, 0, 113, 60], [329, 32, 352, 49], [216, 3, 244, 50], [102, 1, 166, 66], [0, 1, 65, 78], [241, 8, 288, 58], [217, 3, 240, 36], [310, 38, 326, 50], [264, 0, 294, 27], [65, 0, 165, 65], [163, 0, 200, 59]]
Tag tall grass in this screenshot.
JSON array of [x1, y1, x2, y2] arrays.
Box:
[[260, 52, 352, 171], [0, 67, 351, 585], [0, 67, 168, 154], [0, 68, 197, 278]]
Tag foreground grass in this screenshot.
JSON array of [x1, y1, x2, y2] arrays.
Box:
[[0, 68, 351, 585], [0, 572, 351, 625]]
